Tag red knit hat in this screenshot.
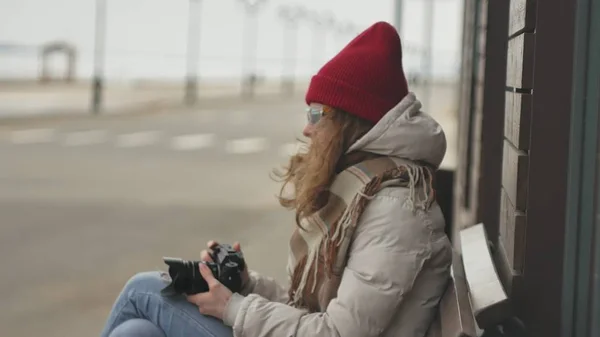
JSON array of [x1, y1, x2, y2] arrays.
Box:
[[305, 21, 408, 124]]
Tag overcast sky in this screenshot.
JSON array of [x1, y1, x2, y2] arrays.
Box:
[[0, 0, 463, 80]]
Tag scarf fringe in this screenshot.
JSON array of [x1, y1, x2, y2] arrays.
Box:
[[289, 164, 436, 309]]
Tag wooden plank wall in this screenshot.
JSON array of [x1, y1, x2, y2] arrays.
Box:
[[452, 0, 478, 240], [475, 0, 509, 244], [453, 0, 508, 248], [469, 0, 488, 221], [497, 0, 535, 313], [452, 0, 488, 243], [455, 0, 576, 335]]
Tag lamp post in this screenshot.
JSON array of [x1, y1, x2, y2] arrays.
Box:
[[307, 11, 336, 73], [421, 0, 435, 109], [334, 21, 359, 41], [332, 21, 358, 60], [235, 0, 268, 99], [278, 5, 306, 96], [393, 0, 403, 37], [91, 0, 107, 114], [308, 12, 335, 70], [184, 0, 203, 106]]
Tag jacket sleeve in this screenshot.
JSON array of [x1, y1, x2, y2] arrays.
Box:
[[238, 270, 289, 303], [223, 196, 433, 337]]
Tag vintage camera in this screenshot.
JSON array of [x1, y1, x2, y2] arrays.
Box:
[[161, 243, 246, 296]]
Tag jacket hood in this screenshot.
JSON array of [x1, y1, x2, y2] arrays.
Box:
[[347, 92, 447, 169]]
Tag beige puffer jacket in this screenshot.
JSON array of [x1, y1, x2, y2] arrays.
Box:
[[223, 93, 452, 337]]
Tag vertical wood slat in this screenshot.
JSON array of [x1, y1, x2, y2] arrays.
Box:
[[502, 140, 529, 211], [507, 33, 535, 89], [495, 238, 525, 300], [455, 0, 478, 227], [499, 187, 527, 272], [504, 91, 532, 150], [478, 25, 487, 56], [509, 0, 536, 36]]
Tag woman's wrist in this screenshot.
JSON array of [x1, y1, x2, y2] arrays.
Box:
[[223, 293, 245, 326]]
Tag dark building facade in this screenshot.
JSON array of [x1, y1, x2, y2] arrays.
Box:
[[451, 0, 600, 336]]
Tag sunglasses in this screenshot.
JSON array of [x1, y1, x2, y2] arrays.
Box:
[[306, 105, 327, 125]]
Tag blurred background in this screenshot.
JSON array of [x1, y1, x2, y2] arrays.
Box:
[[0, 0, 462, 336]]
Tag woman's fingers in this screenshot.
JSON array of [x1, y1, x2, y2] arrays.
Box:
[[200, 250, 213, 262], [202, 240, 243, 262], [201, 240, 219, 262]]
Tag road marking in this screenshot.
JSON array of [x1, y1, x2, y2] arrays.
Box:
[[279, 142, 306, 157], [64, 130, 108, 146], [10, 129, 55, 144], [171, 133, 215, 150], [225, 137, 268, 154], [116, 131, 161, 148]]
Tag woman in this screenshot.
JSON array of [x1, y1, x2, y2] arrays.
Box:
[[101, 21, 451, 337]]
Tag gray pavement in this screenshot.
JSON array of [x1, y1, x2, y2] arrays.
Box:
[[0, 84, 458, 337], [0, 98, 303, 337]]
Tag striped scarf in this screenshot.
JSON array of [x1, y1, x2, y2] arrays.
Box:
[[287, 156, 436, 312]]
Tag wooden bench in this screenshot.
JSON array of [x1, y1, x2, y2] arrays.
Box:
[[427, 223, 512, 337]]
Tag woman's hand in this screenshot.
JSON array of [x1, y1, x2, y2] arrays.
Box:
[[200, 241, 250, 290], [186, 263, 232, 320]]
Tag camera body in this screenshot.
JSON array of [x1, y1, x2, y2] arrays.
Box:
[[161, 243, 245, 296]]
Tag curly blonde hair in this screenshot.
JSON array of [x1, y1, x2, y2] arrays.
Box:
[[272, 107, 377, 228]]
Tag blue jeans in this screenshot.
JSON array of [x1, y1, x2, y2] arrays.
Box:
[[101, 271, 233, 337]]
